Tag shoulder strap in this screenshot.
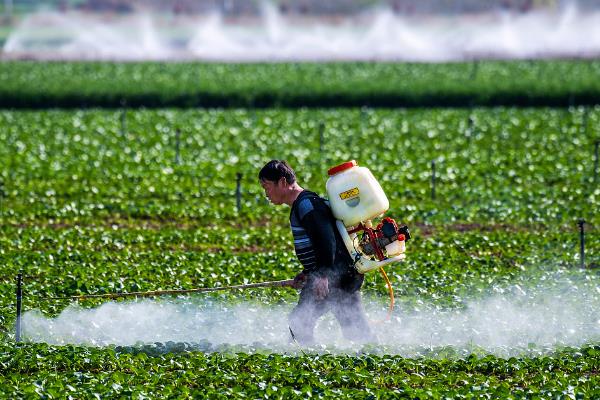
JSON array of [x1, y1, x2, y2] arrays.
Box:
[[293, 190, 328, 222], [294, 190, 353, 265]]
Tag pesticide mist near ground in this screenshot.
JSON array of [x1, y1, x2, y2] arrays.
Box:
[[22, 269, 600, 357], [3, 1, 600, 61]]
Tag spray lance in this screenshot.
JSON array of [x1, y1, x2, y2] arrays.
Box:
[[325, 160, 410, 315], [46, 279, 296, 301]]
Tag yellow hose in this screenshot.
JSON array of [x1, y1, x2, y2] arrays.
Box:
[[379, 267, 395, 320]]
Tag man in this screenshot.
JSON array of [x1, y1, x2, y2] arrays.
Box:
[[259, 160, 374, 345]]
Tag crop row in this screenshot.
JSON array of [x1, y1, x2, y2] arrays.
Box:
[[2, 342, 598, 398], [1, 60, 600, 108], [1, 108, 599, 225]]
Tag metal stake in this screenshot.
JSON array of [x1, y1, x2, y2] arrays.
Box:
[[594, 141, 599, 184], [16, 273, 22, 343], [318, 122, 325, 154], [175, 129, 181, 165], [431, 160, 436, 200], [0, 179, 4, 217], [578, 219, 585, 269], [236, 173, 242, 212]]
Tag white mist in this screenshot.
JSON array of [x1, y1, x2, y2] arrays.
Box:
[[3, 1, 600, 61], [22, 274, 600, 356]]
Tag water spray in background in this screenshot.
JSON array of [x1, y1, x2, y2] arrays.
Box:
[[3, 1, 600, 61], [22, 270, 600, 357]]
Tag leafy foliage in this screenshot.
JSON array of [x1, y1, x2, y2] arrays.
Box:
[[1, 105, 599, 398], [1, 342, 600, 398], [1, 107, 598, 225], [1, 60, 600, 108]]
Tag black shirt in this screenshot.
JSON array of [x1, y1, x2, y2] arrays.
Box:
[[289, 190, 357, 283]]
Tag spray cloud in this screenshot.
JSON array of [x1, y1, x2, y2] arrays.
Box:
[[22, 271, 600, 357]]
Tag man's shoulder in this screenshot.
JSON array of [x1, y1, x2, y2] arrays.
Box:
[[295, 196, 315, 220], [293, 190, 329, 221]]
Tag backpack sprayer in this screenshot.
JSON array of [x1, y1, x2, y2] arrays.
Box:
[[326, 160, 410, 273], [326, 160, 410, 316]]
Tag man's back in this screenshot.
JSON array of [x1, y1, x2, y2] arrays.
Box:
[[289, 190, 361, 291]]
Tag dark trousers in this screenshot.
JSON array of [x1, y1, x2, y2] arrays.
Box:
[[288, 275, 374, 345]]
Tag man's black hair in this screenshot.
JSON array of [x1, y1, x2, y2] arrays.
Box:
[[259, 160, 297, 184]]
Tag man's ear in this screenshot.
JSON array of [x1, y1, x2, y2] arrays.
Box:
[[278, 177, 287, 187]]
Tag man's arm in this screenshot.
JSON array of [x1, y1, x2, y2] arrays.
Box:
[[300, 202, 337, 278]]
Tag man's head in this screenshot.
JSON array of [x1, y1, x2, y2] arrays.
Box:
[[259, 160, 297, 205]]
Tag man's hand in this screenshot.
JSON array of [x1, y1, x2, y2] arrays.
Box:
[[313, 276, 329, 300], [291, 271, 307, 289]]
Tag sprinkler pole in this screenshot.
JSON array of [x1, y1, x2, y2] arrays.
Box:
[[16, 273, 22, 343], [236, 172, 242, 212], [578, 219, 585, 269], [318, 121, 325, 154], [594, 141, 599, 184], [175, 129, 181, 165], [431, 160, 436, 200]]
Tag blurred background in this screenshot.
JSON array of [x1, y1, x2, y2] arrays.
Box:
[[1, 0, 599, 61]]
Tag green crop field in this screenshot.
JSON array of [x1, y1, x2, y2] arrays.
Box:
[[1, 108, 599, 225], [1, 63, 600, 398], [1, 60, 600, 108]]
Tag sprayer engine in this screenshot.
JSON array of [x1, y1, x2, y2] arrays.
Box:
[[357, 218, 411, 260]]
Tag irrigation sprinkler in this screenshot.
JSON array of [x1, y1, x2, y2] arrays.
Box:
[[466, 114, 475, 142], [431, 160, 436, 200], [318, 121, 325, 154], [361, 107, 368, 124], [16, 273, 22, 343], [578, 219, 585, 269], [470, 60, 479, 81], [236, 173, 243, 212], [536, 61, 543, 81], [175, 129, 181, 165], [583, 108, 589, 136]]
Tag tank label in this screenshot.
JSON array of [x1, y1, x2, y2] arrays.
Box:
[[339, 187, 360, 200]]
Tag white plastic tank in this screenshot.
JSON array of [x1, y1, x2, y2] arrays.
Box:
[[326, 160, 389, 227]]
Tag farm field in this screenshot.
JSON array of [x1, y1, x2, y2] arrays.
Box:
[[1, 108, 599, 225], [1, 104, 599, 397], [1, 60, 600, 108]]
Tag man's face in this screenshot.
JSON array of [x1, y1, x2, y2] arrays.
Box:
[[260, 178, 286, 205]]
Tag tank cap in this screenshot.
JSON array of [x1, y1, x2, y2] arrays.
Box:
[[328, 160, 358, 176]]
